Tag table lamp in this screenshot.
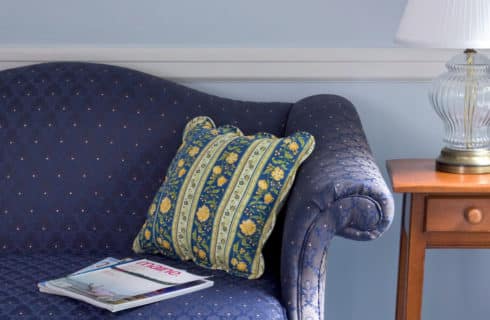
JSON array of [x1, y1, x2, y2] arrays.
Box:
[[396, 0, 490, 174]]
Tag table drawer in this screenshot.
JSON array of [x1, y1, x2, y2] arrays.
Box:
[[426, 196, 490, 232]]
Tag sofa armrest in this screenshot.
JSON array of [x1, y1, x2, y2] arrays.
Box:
[[280, 95, 394, 320]]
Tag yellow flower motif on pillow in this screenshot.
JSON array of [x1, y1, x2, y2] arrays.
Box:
[[178, 168, 187, 177], [156, 237, 171, 249], [144, 229, 151, 240], [177, 159, 185, 167], [210, 129, 218, 135], [264, 193, 274, 204], [198, 249, 207, 259], [236, 261, 248, 272], [188, 146, 200, 157], [271, 167, 284, 181], [217, 176, 227, 187], [258, 179, 268, 190], [196, 205, 210, 222], [239, 219, 256, 236], [288, 142, 299, 152], [161, 240, 171, 250], [231, 258, 238, 266], [239, 248, 245, 254], [284, 138, 292, 144], [160, 197, 172, 214], [226, 152, 238, 164], [148, 203, 156, 215], [212, 166, 222, 175], [193, 246, 199, 253]]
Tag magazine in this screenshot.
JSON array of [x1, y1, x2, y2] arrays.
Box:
[[38, 258, 213, 312]]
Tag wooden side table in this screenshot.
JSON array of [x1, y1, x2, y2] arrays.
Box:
[[387, 159, 490, 320]]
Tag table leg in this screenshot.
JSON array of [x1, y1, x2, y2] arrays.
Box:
[[396, 194, 427, 320], [396, 194, 408, 320]]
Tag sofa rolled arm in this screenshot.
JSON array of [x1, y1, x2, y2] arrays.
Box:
[[280, 95, 394, 320]]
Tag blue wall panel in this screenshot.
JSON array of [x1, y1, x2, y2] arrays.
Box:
[[0, 0, 404, 47]]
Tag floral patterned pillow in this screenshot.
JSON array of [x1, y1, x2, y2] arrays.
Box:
[[133, 116, 315, 279]]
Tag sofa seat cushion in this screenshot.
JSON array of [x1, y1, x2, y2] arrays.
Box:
[[0, 253, 286, 320]]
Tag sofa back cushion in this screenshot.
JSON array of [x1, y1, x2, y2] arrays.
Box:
[[0, 62, 291, 257]]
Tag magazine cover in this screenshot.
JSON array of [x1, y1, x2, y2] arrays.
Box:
[[39, 258, 213, 312], [38, 257, 131, 295]]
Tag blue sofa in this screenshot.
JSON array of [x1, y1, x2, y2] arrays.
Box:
[[0, 62, 394, 320]]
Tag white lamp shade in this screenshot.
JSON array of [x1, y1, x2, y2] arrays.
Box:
[[396, 0, 490, 49]]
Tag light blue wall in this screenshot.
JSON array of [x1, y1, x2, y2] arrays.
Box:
[[0, 0, 404, 47], [3, 1, 490, 319]]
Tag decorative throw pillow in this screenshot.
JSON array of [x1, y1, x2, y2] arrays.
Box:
[[133, 116, 315, 279]]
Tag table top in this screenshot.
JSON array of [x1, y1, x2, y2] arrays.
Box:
[[386, 159, 490, 194]]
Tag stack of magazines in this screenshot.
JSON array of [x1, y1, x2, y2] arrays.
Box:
[[38, 257, 213, 312]]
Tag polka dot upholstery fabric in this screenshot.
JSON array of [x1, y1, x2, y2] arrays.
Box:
[[0, 62, 290, 255], [0, 62, 394, 320], [280, 95, 394, 319], [0, 253, 285, 320]]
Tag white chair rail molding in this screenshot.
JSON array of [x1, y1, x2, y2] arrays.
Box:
[[0, 47, 488, 81]]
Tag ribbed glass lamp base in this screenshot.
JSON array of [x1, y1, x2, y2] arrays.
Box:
[[430, 50, 490, 174], [430, 52, 490, 151], [436, 147, 490, 174]]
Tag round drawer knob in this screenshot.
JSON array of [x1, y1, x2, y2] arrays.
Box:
[[464, 207, 483, 224]]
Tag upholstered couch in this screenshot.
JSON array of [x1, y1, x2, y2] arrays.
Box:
[[0, 62, 394, 320]]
